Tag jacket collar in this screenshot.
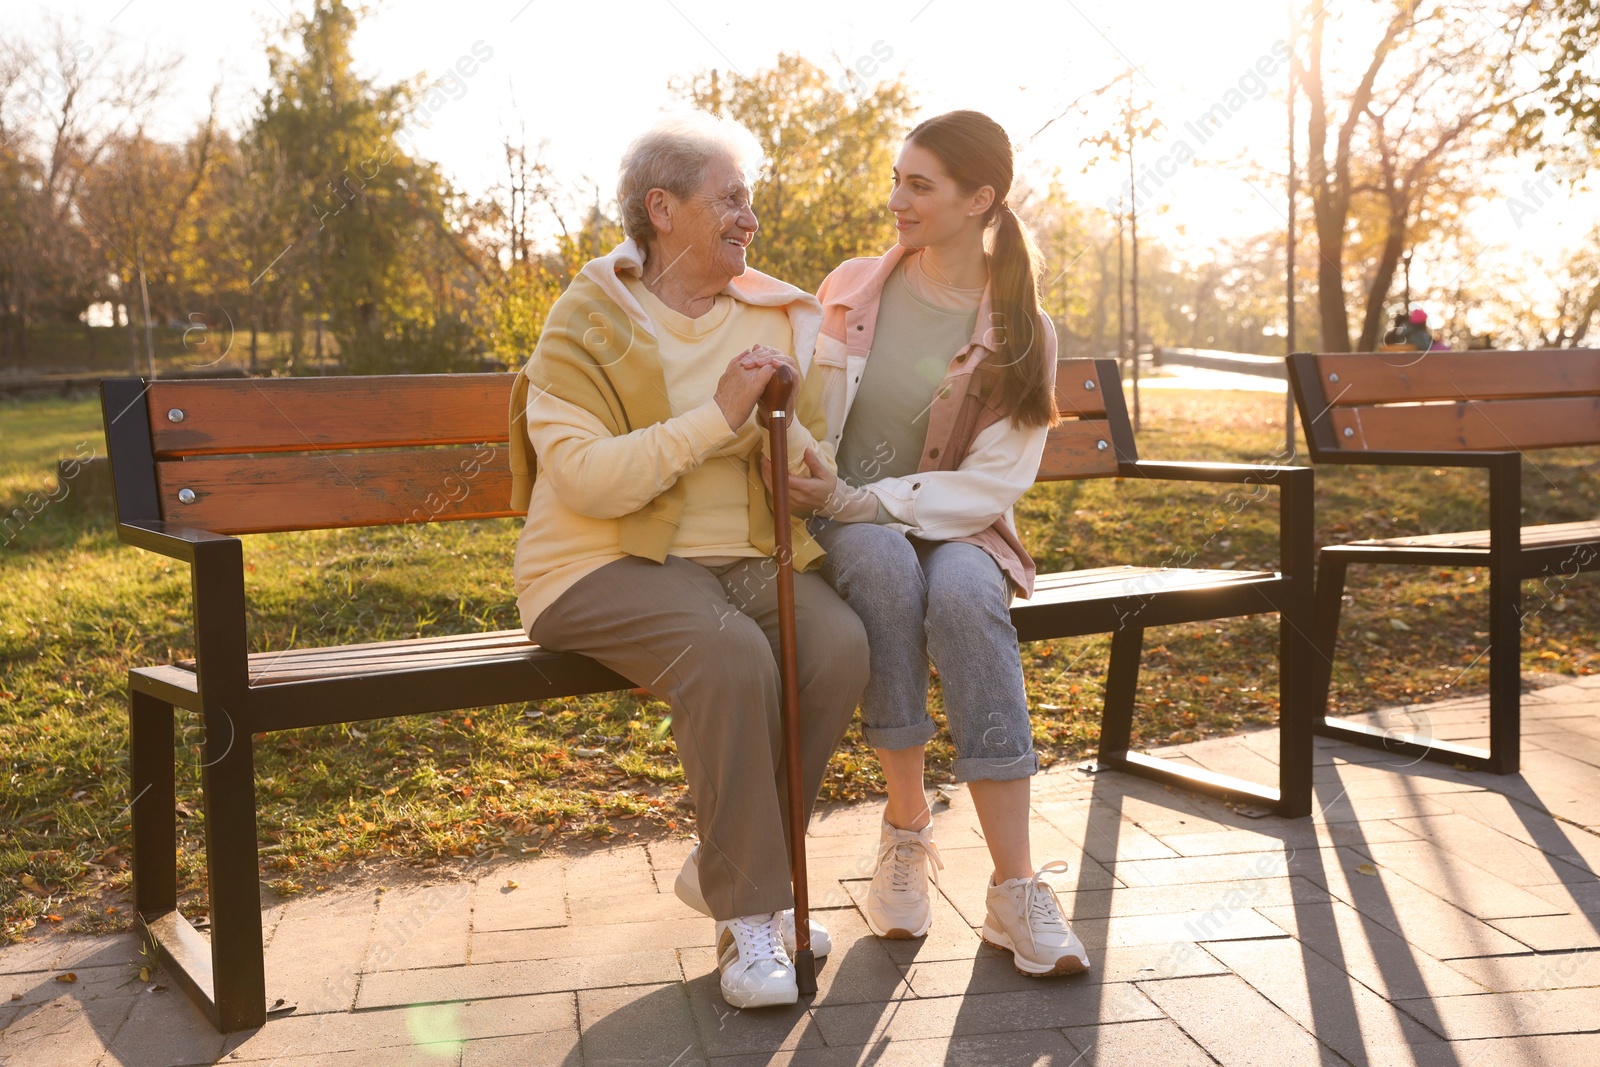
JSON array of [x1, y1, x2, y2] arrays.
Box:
[[828, 244, 1000, 360], [580, 237, 820, 335]]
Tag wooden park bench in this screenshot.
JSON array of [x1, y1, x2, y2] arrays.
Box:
[[1288, 349, 1600, 775], [100, 357, 1313, 1032]]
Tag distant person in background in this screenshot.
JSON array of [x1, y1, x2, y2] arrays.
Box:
[[1405, 307, 1435, 351], [1383, 311, 1412, 349]]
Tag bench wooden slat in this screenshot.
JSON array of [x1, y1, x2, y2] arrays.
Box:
[[1328, 396, 1600, 451], [1036, 419, 1121, 480], [1055, 358, 1109, 418], [1350, 518, 1600, 550], [1315, 350, 1600, 406], [155, 447, 520, 533], [174, 629, 535, 674], [243, 649, 544, 686], [1018, 566, 1277, 605], [148, 374, 514, 457]]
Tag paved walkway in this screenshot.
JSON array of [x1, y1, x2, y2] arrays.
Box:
[[4, 676, 1599, 1066]]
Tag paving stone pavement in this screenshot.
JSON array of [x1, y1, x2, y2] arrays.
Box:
[[4, 677, 1600, 1065]]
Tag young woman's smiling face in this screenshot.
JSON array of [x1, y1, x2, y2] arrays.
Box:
[[887, 140, 991, 251]]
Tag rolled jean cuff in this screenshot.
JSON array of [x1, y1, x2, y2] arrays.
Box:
[[952, 750, 1040, 783], [863, 718, 938, 751]]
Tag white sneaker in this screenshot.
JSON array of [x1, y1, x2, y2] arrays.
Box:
[[863, 818, 944, 939], [715, 912, 797, 1008], [981, 861, 1091, 976], [674, 844, 832, 956]]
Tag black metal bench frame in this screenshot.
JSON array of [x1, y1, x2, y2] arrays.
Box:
[[102, 361, 1314, 1033], [1288, 350, 1600, 775]]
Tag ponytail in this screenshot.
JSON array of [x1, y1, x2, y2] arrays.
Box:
[[988, 203, 1056, 428], [907, 111, 1058, 429]]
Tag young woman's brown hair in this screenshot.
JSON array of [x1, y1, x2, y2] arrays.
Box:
[[905, 110, 1059, 428]]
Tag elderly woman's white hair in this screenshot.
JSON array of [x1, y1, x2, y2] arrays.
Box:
[[617, 112, 765, 243]]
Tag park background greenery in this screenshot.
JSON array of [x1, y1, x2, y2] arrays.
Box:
[[4, 0, 1600, 938]]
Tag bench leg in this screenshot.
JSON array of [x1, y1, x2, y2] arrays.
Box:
[[1276, 585, 1316, 819], [1487, 562, 1521, 775], [1312, 553, 1511, 775], [200, 712, 266, 1032], [130, 689, 177, 921], [1098, 627, 1143, 761], [1309, 554, 1347, 723]]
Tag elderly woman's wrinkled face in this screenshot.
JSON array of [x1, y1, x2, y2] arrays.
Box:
[[658, 153, 759, 287]]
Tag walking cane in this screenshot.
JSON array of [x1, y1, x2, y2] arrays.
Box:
[[759, 362, 817, 997]]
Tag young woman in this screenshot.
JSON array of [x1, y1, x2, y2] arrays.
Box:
[[783, 110, 1088, 975]]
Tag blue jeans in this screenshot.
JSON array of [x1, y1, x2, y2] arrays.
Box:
[[814, 520, 1038, 782]]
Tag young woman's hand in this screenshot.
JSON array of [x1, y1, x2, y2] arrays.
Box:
[[761, 447, 878, 521], [787, 448, 837, 513]]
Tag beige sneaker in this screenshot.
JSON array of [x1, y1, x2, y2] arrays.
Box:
[[863, 818, 944, 939], [981, 861, 1090, 976]]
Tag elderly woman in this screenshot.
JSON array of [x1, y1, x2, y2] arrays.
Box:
[[507, 114, 868, 1010]]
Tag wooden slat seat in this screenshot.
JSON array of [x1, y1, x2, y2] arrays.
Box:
[[102, 357, 1316, 1034], [1289, 349, 1600, 777], [1347, 519, 1600, 552]]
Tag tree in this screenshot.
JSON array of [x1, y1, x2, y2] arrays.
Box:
[[1299, 1, 1536, 351], [0, 20, 174, 366], [195, 131, 299, 372], [677, 55, 916, 293], [253, 0, 476, 372], [1535, 0, 1600, 146]]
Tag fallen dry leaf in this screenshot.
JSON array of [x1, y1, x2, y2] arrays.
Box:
[[505, 879, 519, 890], [1356, 863, 1378, 876], [54, 973, 77, 984]]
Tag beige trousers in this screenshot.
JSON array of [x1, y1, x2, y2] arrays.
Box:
[[532, 555, 869, 919]]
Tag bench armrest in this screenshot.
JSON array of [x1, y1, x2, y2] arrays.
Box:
[[118, 521, 250, 701], [1303, 449, 1518, 469], [120, 520, 240, 562], [1113, 460, 1314, 581], [1118, 459, 1308, 485]]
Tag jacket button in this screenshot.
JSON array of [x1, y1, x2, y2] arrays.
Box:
[[912, 482, 921, 490], [929, 448, 940, 459], [939, 387, 951, 399], [856, 324, 865, 331], [956, 353, 968, 363]]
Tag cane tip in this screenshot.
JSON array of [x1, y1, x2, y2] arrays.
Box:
[[794, 949, 817, 996]]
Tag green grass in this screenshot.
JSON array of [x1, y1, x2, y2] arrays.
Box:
[[2, 387, 1596, 939]]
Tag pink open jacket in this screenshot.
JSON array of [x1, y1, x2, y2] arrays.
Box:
[[813, 245, 1056, 597]]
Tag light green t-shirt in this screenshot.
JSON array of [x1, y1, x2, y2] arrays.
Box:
[[836, 261, 977, 488]]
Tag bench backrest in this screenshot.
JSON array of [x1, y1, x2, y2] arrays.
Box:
[[103, 374, 519, 534], [1037, 357, 1135, 480], [102, 357, 1131, 533], [1288, 349, 1600, 457]]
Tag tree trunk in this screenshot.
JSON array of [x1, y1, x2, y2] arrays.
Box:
[[1358, 199, 1409, 352], [1303, 10, 1352, 352]]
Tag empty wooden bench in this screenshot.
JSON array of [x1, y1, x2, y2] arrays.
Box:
[[1288, 349, 1600, 774], [101, 358, 1313, 1033]]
